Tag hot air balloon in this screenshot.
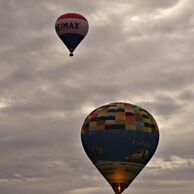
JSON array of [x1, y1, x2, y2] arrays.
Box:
[[81, 102, 159, 194], [55, 13, 89, 56]]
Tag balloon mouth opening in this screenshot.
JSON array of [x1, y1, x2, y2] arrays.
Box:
[[111, 183, 127, 194]]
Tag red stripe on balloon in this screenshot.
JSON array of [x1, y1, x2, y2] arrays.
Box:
[[57, 13, 87, 21]]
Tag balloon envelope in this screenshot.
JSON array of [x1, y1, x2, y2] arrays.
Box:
[[55, 13, 89, 56], [81, 102, 159, 194]]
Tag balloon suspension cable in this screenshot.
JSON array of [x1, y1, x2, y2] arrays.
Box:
[[69, 52, 74, 57]]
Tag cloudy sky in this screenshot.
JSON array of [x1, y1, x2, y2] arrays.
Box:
[[0, 0, 194, 194]]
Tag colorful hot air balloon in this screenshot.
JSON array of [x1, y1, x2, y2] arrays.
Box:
[[81, 102, 159, 194], [55, 13, 89, 56]]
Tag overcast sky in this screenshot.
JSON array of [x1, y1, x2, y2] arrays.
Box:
[[0, 0, 194, 194]]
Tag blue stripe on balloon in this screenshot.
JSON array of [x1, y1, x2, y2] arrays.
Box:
[[81, 130, 159, 164], [59, 33, 84, 52]]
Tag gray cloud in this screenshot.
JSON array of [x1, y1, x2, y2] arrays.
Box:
[[0, 0, 194, 194]]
